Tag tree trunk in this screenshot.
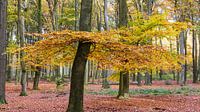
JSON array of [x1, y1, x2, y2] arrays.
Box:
[[104, 0, 109, 30], [117, 0, 129, 98], [102, 70, 110, 89], [176, 36, 180, 84], [179, 31, 186, 85], [0, 0, 7, 104], [137, 72, 142, 86], [33, 0, 42, 90], [198, 32, 200, 81], [144, 72, 151, 85], [118, 71, 129, 98], [192, 30, 198, 83], [6, 53, 12, 82], [66, 0, 93, 111], [19, 17, 27, 96], [18, 0, 27, 96], [75, 0, 79, 31], [33, 67, 41, 90]]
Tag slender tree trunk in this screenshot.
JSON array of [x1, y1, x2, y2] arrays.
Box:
[[104, 0, 109, 30], [0, 0, 7, 104], [198, 32, 200, 81], [18, 0, 27, 96], [33, 0, 42, 90], [75, 0, 79, 31], [102, 70, 110, 89], [192, 30, 198, 83], [33, 67, 41, 90], [176, 37, 180, 84], [144, 72, 151, 85], [6, 53, 12, 82], [179, 31, 186, 85], [19, 16, 27, 96], [137, 72, 142, 86], [66, 0, 93, 111]]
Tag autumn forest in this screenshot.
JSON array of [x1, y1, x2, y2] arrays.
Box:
[[0, 0, 200, 112]]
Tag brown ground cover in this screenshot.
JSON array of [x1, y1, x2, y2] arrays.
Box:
[[1, 81, 200, 112]]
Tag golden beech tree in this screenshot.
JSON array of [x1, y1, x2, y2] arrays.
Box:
[[14, 13, 188, 73]]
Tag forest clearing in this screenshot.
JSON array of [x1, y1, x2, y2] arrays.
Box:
[[1, 81, 200, 112]]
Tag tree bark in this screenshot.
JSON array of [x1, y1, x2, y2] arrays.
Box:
[[33, 0, 42, 90], [102, 70, 110, 89], [18, 0, 27, 96], [118, 71, 129, 98], [104, 0, 109, 30], [0, 0, 7, 104], [179, 31, 186, 85], [137, 72, 142, 86], [66, 0, 93, 111], [117, 0, 129, 98], [192, 30, 198, 83]]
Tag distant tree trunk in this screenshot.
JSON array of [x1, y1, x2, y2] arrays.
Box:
[[144, 0, 154, 85], [192, 29, 198, 83], [104, 0, 109, 30], [18, 0, 27, 96], [0, 0, 7, 104], [19, 17, 27, 96], [117, 0, 129, 99], [75, 0, 79, 31], [144, 72, 151, 85], [33, 0, 42, 90], [147, 0, 154, 16], [179, 31, 186, 85], [132, 73, 136, 82], [137, 72, 142, 86], [33, 67, 41, 90], [6, 53, 12, 82], [102, 70, 110, 89], [198, 32, 200, 81], [159, 70, 163, 80], [66, 0, 93, 111], [176, 37, 180, 84], [170, 39, 176, 80], [46, 0, 58, 31]]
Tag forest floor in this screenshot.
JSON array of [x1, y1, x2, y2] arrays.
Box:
[[1, 81, 200, 112]]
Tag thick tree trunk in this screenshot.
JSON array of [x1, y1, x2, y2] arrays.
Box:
[[118, 71, 129, 98], [117, 0, 129, 98], [0, 0, 7, 104], [66, 0, 93, 111]]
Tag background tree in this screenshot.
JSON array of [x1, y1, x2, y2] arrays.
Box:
[[0, 0, 7, 104]]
